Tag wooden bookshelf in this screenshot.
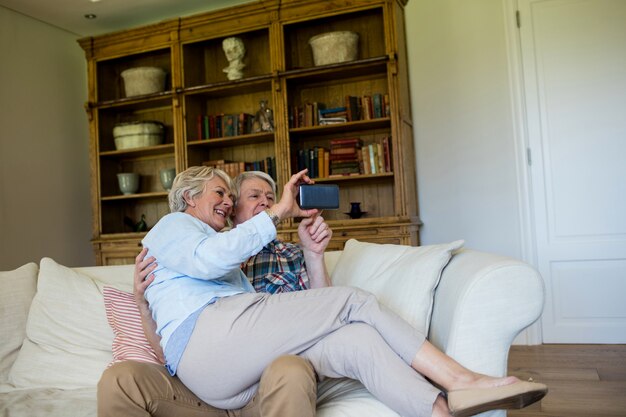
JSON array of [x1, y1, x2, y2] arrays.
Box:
[[79, 0, 419, 265]]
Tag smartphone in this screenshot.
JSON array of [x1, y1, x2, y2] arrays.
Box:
[[298, 184, 340, 209]]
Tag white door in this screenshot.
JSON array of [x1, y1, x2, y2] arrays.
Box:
[[518, 0, 626, 342]]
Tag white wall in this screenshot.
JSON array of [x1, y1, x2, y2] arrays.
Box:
[[0, 6, 93, 269], [405, 0, 524, 259]]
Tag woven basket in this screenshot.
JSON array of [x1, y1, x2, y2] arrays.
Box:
[[121, 67, 166, 97], [309, 31, 359, 66]]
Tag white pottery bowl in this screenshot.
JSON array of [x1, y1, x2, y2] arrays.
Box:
[[121, 67, 166, 97], [113, 121, 164, 150], [309, 31, 359, 66]]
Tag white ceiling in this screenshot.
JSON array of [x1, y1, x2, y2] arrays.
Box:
[[0, 0, 253, 37]]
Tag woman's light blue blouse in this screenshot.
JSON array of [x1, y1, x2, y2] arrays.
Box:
[[141, 211, 276, 372]]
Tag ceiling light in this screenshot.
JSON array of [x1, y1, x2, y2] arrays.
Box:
[[84, 13, 97, 19]]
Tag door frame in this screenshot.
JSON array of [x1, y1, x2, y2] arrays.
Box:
[[502, 0, 543, 345]]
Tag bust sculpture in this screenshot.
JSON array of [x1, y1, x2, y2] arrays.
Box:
[[222, 37, 246, 80]]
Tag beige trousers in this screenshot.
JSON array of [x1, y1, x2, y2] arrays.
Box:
[[97, 355, 316, 417], [177, 286, 440, 417]]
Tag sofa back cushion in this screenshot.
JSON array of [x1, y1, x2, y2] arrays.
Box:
[[8, 258, 133, 389], [0, 263, 38, 383], [330, 239, 464, 335]]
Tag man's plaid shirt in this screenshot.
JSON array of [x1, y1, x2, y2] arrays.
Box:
[[241, 239, 309, 293]]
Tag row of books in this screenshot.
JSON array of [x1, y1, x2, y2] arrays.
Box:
[[288, 93, 390, 128], [294, 147, 330, 179], [293, 137, 392, 178], [202, 157, 277, 179], [196, 113, 254, 140]]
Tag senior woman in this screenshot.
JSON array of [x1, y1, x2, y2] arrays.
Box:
[[142, 166, 547, 417]]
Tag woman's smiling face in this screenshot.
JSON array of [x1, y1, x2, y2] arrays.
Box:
[[184, 176, 234, 231]]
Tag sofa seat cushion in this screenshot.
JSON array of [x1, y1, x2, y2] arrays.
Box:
[[0, 263, 38, 383], [0, 387, 97, 417], [317, 378, 399, 417], [330, 239, 464, 335]]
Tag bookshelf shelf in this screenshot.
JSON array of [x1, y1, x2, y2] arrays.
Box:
[[187, 132, 274, 148], [289, 118, 391, 137], [101, 191, 168, 201], [79, 0, 419, 265], [99, 144, 175, 157], [315, 172, 394, 183]]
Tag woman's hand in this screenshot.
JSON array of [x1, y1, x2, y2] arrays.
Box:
[[271, 169, 319, 221], [134, 247, 157, 307], [134, 247, 166, 364]]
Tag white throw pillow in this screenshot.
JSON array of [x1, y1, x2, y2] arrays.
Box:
[[8, 258, 114, 389], [0, 263, 38, 383], [330, 239, 464, 335]]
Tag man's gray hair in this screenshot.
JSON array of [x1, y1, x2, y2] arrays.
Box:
[[232, 171, 277, 203]]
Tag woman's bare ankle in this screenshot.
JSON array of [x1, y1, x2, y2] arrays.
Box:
[[432, 393, 452, 417]]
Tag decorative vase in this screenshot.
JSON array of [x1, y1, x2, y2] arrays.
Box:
[[348, 202, 365, 219], [117, 173, 140, 195], [159, 168, 176, 191]]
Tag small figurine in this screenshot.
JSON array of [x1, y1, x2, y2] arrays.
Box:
[[253, 99, 274, 133], [222, 37, 246, 80], [124, 214, 148, 232]]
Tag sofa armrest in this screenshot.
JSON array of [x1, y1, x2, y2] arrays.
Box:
[[429, 249, 544, 378]]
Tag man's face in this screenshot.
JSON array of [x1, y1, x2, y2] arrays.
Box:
[[232, 177, 275, 226]]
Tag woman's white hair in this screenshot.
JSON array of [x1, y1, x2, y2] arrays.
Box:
[[168, 166, 233, 213], [232, 171, 277, 204]]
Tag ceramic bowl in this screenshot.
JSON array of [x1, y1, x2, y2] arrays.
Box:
[[117, 173, 140, 195], [159, 168, 176, 191]]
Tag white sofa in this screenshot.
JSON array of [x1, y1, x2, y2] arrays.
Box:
[[0, 240, 544, 417]]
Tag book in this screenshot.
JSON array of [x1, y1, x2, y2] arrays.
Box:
[[383, 136, 392, 172], [345, 95, 361, 122], [361, 95, 373, 120], [373, 93, 383, 118], [383, 94, 391, 117]]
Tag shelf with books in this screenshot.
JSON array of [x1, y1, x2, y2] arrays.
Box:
[[290, 125, 393, 175], [315, 172, 394, 183], [202, 156, 277, 180], [286, 74, 389, 129], [182, 28, 271, 88], [289, 118, 390, 137], [187, 132, 274, 148], [187, 137, 275, 172], [183, 80, 273, 141]]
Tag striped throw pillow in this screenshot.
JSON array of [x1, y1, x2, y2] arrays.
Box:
[[103, 286, 161, 365]]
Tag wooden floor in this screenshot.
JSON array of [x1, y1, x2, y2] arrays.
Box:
[[507, 344, 626, 417]]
